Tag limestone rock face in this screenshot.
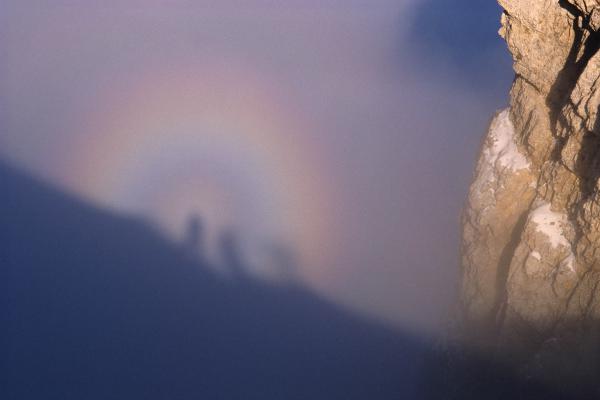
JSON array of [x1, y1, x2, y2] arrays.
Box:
[[461, 0, 600, 386]]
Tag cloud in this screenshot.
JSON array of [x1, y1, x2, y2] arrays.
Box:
[[0, 0, 513, 333]]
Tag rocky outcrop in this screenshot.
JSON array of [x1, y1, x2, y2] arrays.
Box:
[[461, 0, 600, 388]]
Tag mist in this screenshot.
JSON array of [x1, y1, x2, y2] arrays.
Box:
[[0, 0, 512, 335], [8, 1, 577, 398]]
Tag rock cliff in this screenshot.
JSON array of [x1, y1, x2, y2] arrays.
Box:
[[461, 0, 600, 388]]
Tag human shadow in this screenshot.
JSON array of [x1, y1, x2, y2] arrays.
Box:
[[183, 214, 203, 257], [218, 229, 251, 281], [264, 242, 300, 284], [0, 160, 587, 399]]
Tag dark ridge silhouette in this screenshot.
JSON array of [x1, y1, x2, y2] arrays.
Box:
[[0, 160, 583, 399]]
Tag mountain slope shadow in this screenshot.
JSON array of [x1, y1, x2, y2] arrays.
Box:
[[0, 161, 427, 399], [0, 161, 572, 399]]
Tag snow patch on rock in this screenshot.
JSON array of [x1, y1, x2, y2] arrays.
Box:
[[529, 203, 576, 273], [473, 108, 530, 193], [530, 203, 570, 249], [561, 253, 576, 273], [487, 109, 530, 171]]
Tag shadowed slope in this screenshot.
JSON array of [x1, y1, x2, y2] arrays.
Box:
[[0, 161, 576, 399], [0, 161, 426, 399]]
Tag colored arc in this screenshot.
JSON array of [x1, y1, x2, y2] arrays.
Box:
[[63, 62, 336, 283]]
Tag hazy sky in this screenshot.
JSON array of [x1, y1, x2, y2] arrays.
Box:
[[0, 0, 512, 332]]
